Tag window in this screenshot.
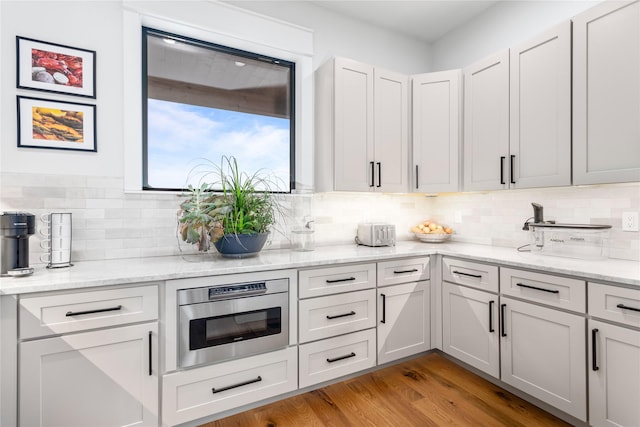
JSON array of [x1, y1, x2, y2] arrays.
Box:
[[142, 28, 295, 192]]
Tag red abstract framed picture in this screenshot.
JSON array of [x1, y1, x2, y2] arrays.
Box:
[[17, 96, 97, 152], [16, 36, 96, 98]]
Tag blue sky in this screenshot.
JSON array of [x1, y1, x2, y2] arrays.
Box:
[[147, 99, 291, 191]]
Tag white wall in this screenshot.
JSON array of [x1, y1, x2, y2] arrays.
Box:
[[431, 0, 599, 71], [0, 1, 124, 177], [224, 0, 433, 74]]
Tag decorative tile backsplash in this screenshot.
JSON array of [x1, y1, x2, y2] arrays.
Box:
[[1, 172, 638, 264]]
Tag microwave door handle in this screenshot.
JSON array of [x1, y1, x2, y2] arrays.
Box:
[[207, 288, 267, 300]]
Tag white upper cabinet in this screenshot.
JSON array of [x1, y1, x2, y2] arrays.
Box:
[[510, 21, 572, 189], [412, 70, 461, 193], [464, 21, 572, 192], [463, 50, 510, 191], [374, 68, 410, 192], [315, 58, 409, 192], [573, 0, 640, 185], [334, 58, 375, 192]]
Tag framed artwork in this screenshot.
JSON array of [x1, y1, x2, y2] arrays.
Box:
[[17, 96, 97, 152], [16, 36, 96, 98]]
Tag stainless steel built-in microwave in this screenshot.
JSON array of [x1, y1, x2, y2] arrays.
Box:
[[177, 278, 289, 369]]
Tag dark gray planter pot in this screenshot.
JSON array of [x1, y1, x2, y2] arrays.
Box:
[[213, 232, 269, 258]]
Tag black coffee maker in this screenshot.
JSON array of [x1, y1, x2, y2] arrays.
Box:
[[1, 212, 36, 277]]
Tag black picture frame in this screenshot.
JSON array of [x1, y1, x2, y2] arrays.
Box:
[[17, 96, 97, 152], [16, 36, 96, 98]]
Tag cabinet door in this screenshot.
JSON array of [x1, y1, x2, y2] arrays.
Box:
[[374, 67, 409, 192], [412, 70, 461, 193], [377, 256, 430, 287], [299, 262, 376, 299], [573, 1, 640, 185], [589, 320, 640, 427], [334, 58, 375, 191], [299, 329, 377, 388], [463, 50, 510, 191], [298, 289, 377, 343], [500, 297, 586, 421], [377, 280, 430, 365], [510, 21, 571, 189], [442, 257, 499, 293], [20, 323, 158, 427], [162, 347, 297, 426], [589, 282, 640, 329], [19, 284, 158, 339], [442, 283, 499, 378]]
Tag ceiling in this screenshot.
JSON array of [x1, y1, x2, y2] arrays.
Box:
[[309, 0, 500, 43]]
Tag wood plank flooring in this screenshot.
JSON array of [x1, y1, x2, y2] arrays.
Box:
[[202, 352, 570, 427]]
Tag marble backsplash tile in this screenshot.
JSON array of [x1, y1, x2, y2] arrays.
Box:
[[1, 172, 638, 264]]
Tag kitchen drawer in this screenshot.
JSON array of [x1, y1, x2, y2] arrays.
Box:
[[442, 257, 499, 293], [501, 268, 585, 313], [299, 289, 376, 343], [377, 256, 430, 287], [299, 328, 376, 388], [589, 282, 640, 328], [19, 284, 159, 339], [162, 347, 297, 427], [299, 263, 376, 299]]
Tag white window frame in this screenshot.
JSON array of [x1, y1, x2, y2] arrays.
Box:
[[122, 1, 314, 193]]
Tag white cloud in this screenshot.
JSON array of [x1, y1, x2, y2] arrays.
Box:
[[147, 100, 291, 190]]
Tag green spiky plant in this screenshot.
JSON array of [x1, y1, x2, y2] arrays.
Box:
[[178, 156, 283, 252]]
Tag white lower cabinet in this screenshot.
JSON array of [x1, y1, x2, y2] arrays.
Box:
[[500, 297, 586, 421], [588, 282, 640, 427], [299, 329, 376, 388], [589, 319, 640, 427], [442, 282, 499, 377], [297, 263, 377, 390], [298, 289, 376, 343], [20, 322, 158, 427], [162, 346, 297, 427], [377, 280, 430, 365]]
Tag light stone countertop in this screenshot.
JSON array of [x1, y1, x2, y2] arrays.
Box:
[[1, 241, 638, 295]]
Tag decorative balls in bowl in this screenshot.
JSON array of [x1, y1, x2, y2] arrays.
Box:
[[411, 220, 453, 243]]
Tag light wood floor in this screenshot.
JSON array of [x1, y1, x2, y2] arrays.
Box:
[[202, 352, 570, 427]]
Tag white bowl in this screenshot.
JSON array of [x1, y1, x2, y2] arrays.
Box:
[[413, 232, 452, 243]]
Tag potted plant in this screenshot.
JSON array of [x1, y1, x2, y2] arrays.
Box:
[[177, 156, 282, 257]]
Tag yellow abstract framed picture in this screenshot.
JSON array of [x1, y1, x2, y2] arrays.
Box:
[[17, 96, 96, 152]]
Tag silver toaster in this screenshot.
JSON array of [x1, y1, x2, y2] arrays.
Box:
[[356, 223, 396, 247]]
